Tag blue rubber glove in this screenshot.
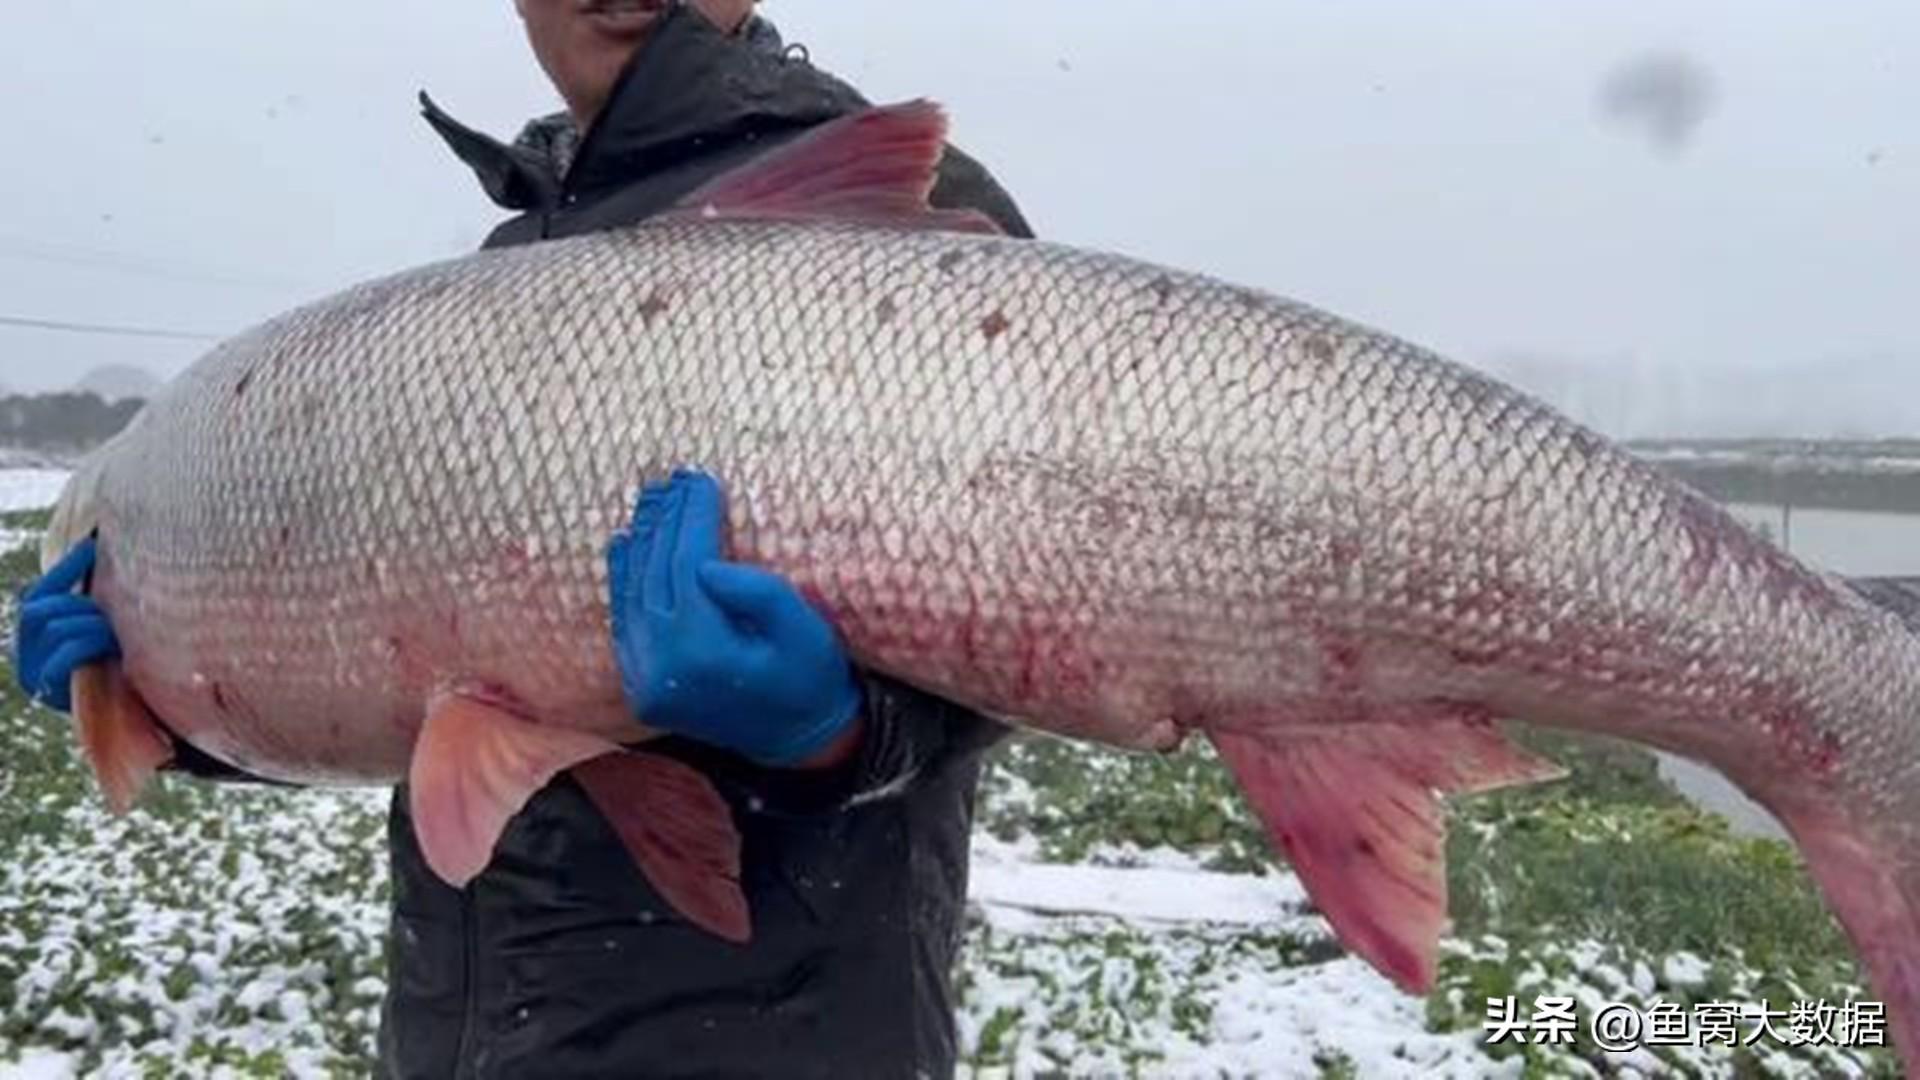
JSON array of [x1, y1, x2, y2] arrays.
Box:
[[607, 469, 861, 766], [14, 538, 120, 713]]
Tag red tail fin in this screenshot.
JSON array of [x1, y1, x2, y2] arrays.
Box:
[[1775, 804, 1920, 1070]]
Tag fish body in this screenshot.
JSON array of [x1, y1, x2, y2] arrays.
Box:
[[47, 103, 1920, 1064]]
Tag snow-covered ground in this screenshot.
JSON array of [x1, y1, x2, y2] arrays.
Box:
[[970, 833, 1310, 926], [0, 469, 68, 563], [7, 1049, 81, 1080], [0, 469, 68, 514], [0, 778, 1504, 1078], [966, 838, 1503, 1078]]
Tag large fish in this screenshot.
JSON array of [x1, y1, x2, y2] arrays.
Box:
[[45, 101, 1920, 1064]]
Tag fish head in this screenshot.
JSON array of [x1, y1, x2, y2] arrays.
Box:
[[44, 454, 107, 572]]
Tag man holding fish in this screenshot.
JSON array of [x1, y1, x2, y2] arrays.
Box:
[[15, 1, 1033, 1076]]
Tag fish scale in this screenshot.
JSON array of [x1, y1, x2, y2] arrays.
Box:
[[44, 101, 1920, 1067]]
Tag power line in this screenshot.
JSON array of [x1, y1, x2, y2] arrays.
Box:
[[0, 313, 222, 343], [0, 231, 314, 292]]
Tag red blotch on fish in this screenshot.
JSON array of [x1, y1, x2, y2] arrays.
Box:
[[1322, 635, 1366, 696], [494, 539, 534, 580], [1762, 704, 1844, 776], [1668, 488, 1848, 618], [1449, 646, 1504, 668]]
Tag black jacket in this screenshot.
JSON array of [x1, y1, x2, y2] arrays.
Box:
[[380, 10, 1030, 1079]]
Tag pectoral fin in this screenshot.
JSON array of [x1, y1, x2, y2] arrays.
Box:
[[407, 695, 750, 943], [1210, 712, 1564, 992], [73, 661, 173, 814], [408, 693, 618, 886], [572, 752, 749, 944]]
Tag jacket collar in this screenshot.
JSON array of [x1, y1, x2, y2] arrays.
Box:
[[421, 7, 862, 213]]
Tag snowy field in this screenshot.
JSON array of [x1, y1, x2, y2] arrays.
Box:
[[0, 471, 70, 515], [0, 469, 1901, 1078], [0, 471, 69, 557]]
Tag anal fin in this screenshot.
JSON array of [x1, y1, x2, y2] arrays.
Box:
[[73, 661, 173, 814], [1210, 711, 1565, 992], [408, 693, 618, 887], [572, 753, 748, 944]]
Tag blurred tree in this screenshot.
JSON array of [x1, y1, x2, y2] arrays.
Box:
[[0, 391, 145, 455]]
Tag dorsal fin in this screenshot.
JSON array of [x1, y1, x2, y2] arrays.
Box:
[[670, 100, 1002, 235]]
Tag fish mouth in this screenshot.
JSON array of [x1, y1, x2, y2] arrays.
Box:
[[577, 0, 669, 36]]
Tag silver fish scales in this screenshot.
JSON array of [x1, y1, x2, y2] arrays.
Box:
[[46, 102, 1920, 1066]]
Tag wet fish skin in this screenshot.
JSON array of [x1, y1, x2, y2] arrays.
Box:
[[45, 102, 1920, 1065]]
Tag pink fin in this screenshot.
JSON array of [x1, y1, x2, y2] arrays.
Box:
[[1211, 717, 1564, 992], [408, 694, 618, 887], [73, 662, 173, 815], [670, 100, 1003, 235], [572, 753, 749, 944], [1772, 804, 1920, 1071]]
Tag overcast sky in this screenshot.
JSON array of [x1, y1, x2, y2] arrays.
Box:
[[0, 2, 1913, 436]]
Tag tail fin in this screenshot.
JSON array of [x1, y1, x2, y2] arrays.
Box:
[[1773, 803, 1920, 1070], [1762, 577, 1920, 1067]]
